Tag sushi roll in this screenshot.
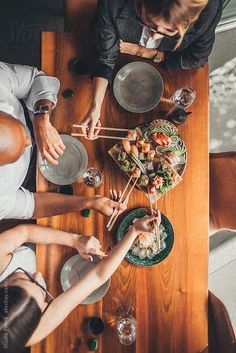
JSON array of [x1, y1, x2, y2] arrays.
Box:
[[147, 150, 155, 161], [152, 175, 164, 188], [121, 160, 130, 172], [122, 139, 131, 154], [127, 129, 138, 141], [136, 137, 145, 147], [142, 143, 151, 153], [132, 167, 141, 178], [138, 175, 149, 187], [130, 145, 139, 158], [118, 151, 127, 162], [128, 161, 136, 172], [139, 152, 145, 161]]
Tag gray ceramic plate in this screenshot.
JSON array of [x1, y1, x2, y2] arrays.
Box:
[[60, 254, 111, 305], [113, 62, 164, 113], [38, 134, 88, 185], [117, 208, 174, 267]]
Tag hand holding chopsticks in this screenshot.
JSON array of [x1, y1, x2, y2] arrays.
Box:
[[107, 176, 139, 231], [148, 197, 161, 249], [72, 124, 130, 141]]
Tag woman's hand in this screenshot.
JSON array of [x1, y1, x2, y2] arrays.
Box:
[[131, 213, 160, 235], [81, 107, 101, 139], [73, 234, 106, 261]]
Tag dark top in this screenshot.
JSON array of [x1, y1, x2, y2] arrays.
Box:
[[92, 0, 222, 83]]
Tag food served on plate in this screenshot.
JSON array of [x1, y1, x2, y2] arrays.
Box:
[[109, 119, 186, 202], [129, 216, 168, 260]]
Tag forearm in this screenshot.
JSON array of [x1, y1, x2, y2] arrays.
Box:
[[32, 192, 93, 219], [22, 224, 77, 247], [63, 229, 138, 308], [91, 76, 109, 112]]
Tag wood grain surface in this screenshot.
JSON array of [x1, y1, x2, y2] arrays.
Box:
[[32, 19, 209, 353]]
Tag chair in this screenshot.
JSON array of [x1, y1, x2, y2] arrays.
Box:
[[210, 152, 236, 234], [208, 291, 236, 353]]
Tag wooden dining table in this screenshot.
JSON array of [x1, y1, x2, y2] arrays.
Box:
[[32, 19, 209, 353]]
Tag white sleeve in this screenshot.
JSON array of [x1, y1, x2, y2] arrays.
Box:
[[0, 61, 60, 111], [0, 188, 35, 220]]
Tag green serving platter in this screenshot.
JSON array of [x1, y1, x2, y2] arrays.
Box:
[[116, 208, 174, 267]]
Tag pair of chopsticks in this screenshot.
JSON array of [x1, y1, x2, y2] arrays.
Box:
[[72, 124, 130, 140], [149, 197, 161, 250], [106, 175, 139, 231]]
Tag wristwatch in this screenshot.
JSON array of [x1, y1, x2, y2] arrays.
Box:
[[153, 50, 163, 64], [33, 104, 51, 115]]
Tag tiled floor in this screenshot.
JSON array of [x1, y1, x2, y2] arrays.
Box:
[[209, 27, 236, 331]]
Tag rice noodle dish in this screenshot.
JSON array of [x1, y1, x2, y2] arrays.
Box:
[[130, 217, 168, 260]]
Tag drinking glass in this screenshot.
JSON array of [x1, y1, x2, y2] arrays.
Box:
[[116, 306, 136, 345], [83, 168, 103, 188], [170, 86, 196, 109]]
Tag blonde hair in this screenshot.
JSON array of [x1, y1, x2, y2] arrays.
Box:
[[140, 0, 208, 47]]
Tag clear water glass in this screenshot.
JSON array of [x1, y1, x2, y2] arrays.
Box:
[[116, 306, 136, 345], [83, 168, 103, 188], [170, 86, 196, 109]]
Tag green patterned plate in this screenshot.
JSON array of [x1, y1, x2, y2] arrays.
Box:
[[116, 208, 174, 267]]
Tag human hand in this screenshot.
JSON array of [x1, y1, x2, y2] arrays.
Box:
[[33, 114, 65, 165], [119, 39, 142, 56], [73, 234, 106, 261], [81, 107, 101, 140], [131, 213, 160, 235], [89, 195, 127, 216]]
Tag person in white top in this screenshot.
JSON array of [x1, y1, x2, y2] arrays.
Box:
[[0, 215, 158, 353], [0, 62, 125, 220]]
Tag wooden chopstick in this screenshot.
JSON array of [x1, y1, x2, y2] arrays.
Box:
[[106, 175, 133, 229], [73, 124, 130, 132], [108, 178, 138, 232], [71, 133, 127, 140]]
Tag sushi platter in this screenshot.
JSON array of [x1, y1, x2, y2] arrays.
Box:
[[108, 119, 187, 203]]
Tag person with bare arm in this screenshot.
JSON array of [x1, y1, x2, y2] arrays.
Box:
[[0, 62, 125, 220]]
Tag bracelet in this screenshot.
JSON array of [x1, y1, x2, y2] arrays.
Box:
[[153, 50, 163, 64]]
